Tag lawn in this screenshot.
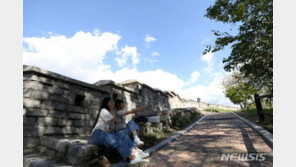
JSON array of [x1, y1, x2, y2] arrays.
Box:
[[203, 108, 234, 113], [235, 108, 273, 133]]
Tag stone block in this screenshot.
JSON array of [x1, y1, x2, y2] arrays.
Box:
[[30, 91, 50, 100], [51, 95, 69, 103], [40, 146, 57, 157], [41, 136, 70, 155], [68, 113, 85, 120], [57, 119, 73, 126], [25, 82, 44, 91], [24, 137, 40, 148], [23, 98, 41, 108], [66, 143, 101, 166], [71, 87, 85, 96], [48, 87, 64, 95], [67, 105, 86, 113], [23, 90, 31, 98], [85, 120, 95, 127], [61, 126, 78, 135], [40, 101, 56, 110], [36, 117, 58, 126], [36, 76, 54, 85], [43, 127, 63, 135], [56, 81, 70, 90], [23, 152, 63, 167], [23, 126, 45, 137], [26, 108, 48, 117], [88, 104, 100, 110], [23, 117, 37, 126], [88, 109, 99, 116], [73, 120, 86, 127], [56, 103, 66, 111], [41, 136, 55, 147], [47, 110, 67, 118]]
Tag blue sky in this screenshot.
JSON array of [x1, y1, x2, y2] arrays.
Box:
[[23, 0, 238, 106]]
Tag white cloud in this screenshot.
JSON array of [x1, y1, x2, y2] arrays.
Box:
[[203, 61, 215, 73], [180, 72, 235, 106], [151, 51, 160, 56], [145, 34, 156, 43], [201, 52, 213, 63], [23, 30, 235, 106], [184, 71, 200, 85], [144, 58, 157, 64], [115, 46, 139, 68], [110, 68, 185, 91]]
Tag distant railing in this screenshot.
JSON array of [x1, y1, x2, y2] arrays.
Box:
[[254, 94, 273, 122]]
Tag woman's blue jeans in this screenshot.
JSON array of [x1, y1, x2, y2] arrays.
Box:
[[91, 129, 135, 160], [117, 120, 140, 138]]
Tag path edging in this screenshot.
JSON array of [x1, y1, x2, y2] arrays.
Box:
[[231, 112, 273, 146]]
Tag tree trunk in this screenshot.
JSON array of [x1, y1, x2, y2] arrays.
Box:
[[254, 94, 265, 122]]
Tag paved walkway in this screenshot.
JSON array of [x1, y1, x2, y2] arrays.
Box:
[[147, 113, 273, 167]]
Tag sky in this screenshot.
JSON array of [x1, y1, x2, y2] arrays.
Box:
[[23, 0, 238, 106]]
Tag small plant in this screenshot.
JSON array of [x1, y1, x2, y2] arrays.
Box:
[[33, 145, 41, 153], [56, 153, 67, 164]]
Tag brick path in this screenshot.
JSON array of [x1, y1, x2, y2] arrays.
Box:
[[147, 113, 273, 167]]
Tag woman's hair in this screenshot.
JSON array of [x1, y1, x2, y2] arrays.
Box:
[[115, 99, 125, 110], [100, 97, 112, 111], [92, 97, 112, 131]]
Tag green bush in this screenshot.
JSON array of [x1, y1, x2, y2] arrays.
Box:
[[172, 112, 199, 128]]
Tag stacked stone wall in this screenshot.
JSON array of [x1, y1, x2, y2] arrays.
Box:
[[23, 67, 110, 150], [23, 65, 239, 150]]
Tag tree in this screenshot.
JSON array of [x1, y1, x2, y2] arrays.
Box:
[[223, 71, 259, 109], [204, 0, 273, 93]]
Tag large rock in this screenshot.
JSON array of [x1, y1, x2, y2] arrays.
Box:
[[40, 136, 113, 167]]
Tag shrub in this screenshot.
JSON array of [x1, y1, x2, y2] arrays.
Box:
[[172, 111, 199, 128]]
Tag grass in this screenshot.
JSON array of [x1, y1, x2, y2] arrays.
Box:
[[236, 108, 273, 133], [204, 108, 234, 113]]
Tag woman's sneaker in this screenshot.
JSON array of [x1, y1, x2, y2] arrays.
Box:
[[130, 158, 149, 165], [135, 148, 149, 159], [134, 136, 144, 146]]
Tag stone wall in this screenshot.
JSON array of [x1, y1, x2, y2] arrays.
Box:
[[23, 65, 239, 150], [23, 66, 110, 150], [121, 80, 170, 117]]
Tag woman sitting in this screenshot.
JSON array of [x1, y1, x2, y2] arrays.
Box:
[[91, 97, 149, 164], [114, 99, 147, 146]]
